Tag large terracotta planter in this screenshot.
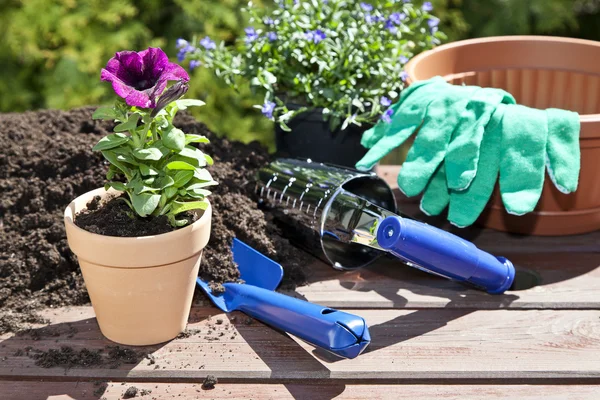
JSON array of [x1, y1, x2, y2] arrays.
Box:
[[404, 36, 600, 235], [64, 188, 211, 345]]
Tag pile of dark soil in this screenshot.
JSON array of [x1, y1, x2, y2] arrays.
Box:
[[0, 107, 313, 334]]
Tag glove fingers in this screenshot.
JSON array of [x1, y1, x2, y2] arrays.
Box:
[[446, 88, 516, 191], [500, 105, 548, 215], [420, 162, 449, 216], [397, 95, 471, 197], [546, 108, 581, 193], [355, 125, 418, 171], [448, 104, 506, 227]]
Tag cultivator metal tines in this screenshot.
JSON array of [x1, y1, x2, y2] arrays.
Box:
[[256, 158, 398, 270]]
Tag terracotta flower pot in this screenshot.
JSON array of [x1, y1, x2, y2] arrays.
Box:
[[64, 188, 211, 345], [404, 36, 600, 235]]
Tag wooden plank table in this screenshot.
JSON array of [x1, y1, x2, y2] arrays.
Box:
[[1, 193, 599, 399]]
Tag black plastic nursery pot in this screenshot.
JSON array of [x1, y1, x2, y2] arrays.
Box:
[[274, 108, 368, 168]]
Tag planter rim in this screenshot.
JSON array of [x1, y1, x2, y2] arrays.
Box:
[[405, 35, 600, 138], [64, 187, 211, 267]]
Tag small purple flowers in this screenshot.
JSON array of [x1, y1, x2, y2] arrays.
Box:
[[245, 27, 259, 43], [305, 29, 326, 44], [428, 17, 440, 33], [264, 17, 275, 26], [101, 47, 189, 109], [189, 60, 201, 71], [176, 38, 188, 49], [262, 101, 276, 119], [399, 55, 409, 64], [365, 14, 384, 24], [388, 12, 406, 25], [267, 32, 278, 42], [400, 71, 409, 82], [360, 2, 373, 12], [422, 1, 433, 12], [381, 108, 394, 123], [200, 37, 216, 50], [385, 19, 397, 34], [380, 96, 391, 107], [177, 44, 195, 63]]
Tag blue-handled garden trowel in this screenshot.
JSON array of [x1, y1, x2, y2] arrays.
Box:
[[196, 238, 371, 359]]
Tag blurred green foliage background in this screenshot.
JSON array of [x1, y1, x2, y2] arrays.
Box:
[[1, 0, 599, 149]]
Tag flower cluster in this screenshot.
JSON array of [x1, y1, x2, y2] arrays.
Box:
[[94, 47, 217, 226], [178, 0, 443, 129]]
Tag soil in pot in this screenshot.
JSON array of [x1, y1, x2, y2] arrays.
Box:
[[0, 107, 315, 335]]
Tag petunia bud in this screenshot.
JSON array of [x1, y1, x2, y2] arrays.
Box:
[[151, 80, 189, 117]]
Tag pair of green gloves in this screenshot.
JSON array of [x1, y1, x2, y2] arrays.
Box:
[[356, 77, 580, 227]]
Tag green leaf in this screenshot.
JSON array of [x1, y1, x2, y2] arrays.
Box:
[[204, 154, 214, 166], [173, 170, 194, 187], [187, 180, 218, 190], [131, 192, 160, 217], [178, 146, 207, 166], [175, 99, 206, 110], [170, 200, 209, 216], [114, 113, 140, 132], [163, 126, 185, 151], [155, 175, 175, 190], [92, 133, 129, 151], [184, 134, 210, 145], [106, 181, 127, 192], [188, 188, 212, 199], [92, 107, 119, 120], [140, 164, 159, 176], [133, 147, 163, 161], [194, 168, 214, 182], [166, 161, 196, 170], [164, 186, 178, 199], [101, 150, 132, 178]]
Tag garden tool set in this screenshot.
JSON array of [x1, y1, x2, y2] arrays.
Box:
[[256, 158, 515, 294]]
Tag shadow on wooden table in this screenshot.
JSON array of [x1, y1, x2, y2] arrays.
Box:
[[0, 312, 209, 399]]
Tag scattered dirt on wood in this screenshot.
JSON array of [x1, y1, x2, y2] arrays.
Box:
[[0, 107, 313, 335], [31, 346, 103, 368], [122, 386, 138, 399], [202, 375, 218, 390]]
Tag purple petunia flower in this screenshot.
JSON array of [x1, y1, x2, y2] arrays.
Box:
[[422, 1, 433, 12], [151, 79, 189, 117], [101, 47, 189, 109], [245, 27, 259, 43], [360, 2, 373, 12], [380, 96, 392, 107], [267, 31, 278, 42], [381, 108, 394, 123], [200, 36, 216, 50], [400, 71, 409, 82], [189, 60, 201, 70], [305, 29, 326, 44], [385, 19, 398, 33], [262, 101, 276, 119], [399, 55, 409, 64]]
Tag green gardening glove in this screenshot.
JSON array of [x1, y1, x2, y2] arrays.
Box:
[[356, 78, 482, 193], [423, 104, 580, 227], [398, 86, 515, 196]]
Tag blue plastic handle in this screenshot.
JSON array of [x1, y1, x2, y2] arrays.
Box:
[[376, 216, 515, 294], [222, 283, 371, 359]]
